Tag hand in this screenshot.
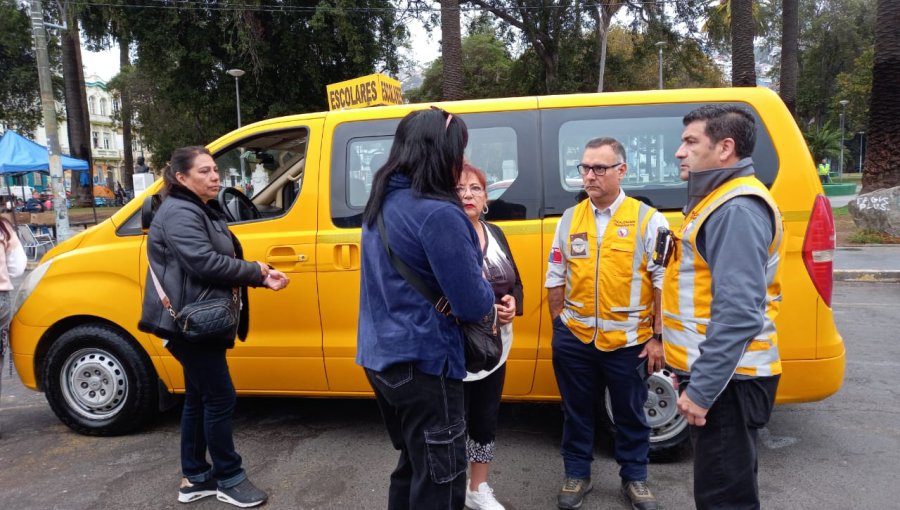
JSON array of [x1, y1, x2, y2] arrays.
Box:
[[496, 294, 516, 325], [638, 337, 665, 374], [265, 270, 290, 291], [676, 392, 709, 427], [256, 261, 270, 279]]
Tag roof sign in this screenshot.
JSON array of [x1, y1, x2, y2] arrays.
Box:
[[326, 73, 404, 111]]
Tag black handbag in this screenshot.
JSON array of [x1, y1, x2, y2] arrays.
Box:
[[376, 213, 502, 373], [149, 265, 240, 343]]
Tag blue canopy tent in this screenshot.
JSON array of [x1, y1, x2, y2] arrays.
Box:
[[0, 130, 91, 225]]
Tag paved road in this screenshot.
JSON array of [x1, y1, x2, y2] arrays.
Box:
[[0, 281, 897, 509]]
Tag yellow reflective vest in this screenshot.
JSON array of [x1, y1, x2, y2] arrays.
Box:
[[558, 197, 656, 351], [817, 162, 830, 176], [662, 176, 785, 377]]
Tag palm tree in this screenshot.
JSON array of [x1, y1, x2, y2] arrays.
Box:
[[441, 0, 464, 100], [860, 0, 900, 193], [780, 0, 799, 116], [58, 2, 93, 207], [703, 0, 767, 50], [804, 122, 842, 163], [730, 0, 757, 86]]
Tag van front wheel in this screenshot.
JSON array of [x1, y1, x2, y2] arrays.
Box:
[[43, 324, 158, 435]]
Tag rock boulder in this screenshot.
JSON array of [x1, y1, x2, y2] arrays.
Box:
[[848, 186, 900, 237]]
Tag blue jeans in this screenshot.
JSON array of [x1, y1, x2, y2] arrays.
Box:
[[366, 363, 467, 510], [551, 317, 650, 481], [167, 343, 246, 489], [690, 375, 779, 510]]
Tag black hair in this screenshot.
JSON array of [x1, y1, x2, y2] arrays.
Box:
[[683, 105, 756, 159], [161, 146, 212, 195], [584, 137, 627, 163], [363, 108, 468, 226]]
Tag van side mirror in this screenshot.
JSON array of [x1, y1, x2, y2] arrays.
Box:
[[141, 194, 161, 233]]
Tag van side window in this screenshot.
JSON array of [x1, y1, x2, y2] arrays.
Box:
[[542, 103, 778, 214], [331, 111, 540, 228], [213, 128, 310, 223]]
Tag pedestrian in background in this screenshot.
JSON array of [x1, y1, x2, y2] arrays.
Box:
[[665, 105, 785, 509], [456, 162, 523, 510], [545, 137, 667, 510], [139, 146, 289, 508], [0, 215, 27, 436], [357, 108, 495, 510]]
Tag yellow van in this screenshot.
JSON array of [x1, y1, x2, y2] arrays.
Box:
[[10, 88, 843, 453]]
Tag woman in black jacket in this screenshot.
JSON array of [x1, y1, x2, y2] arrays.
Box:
[[139, 146, 288, 508], [456, 162, 524, 510]]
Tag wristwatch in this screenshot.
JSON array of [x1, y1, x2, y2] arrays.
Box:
[[651, 333, 662, 342]]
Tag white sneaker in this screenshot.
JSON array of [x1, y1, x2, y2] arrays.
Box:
[[465, 481, 505, 510]]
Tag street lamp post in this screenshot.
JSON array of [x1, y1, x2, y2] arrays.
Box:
[[226, 68, 246, 187], [858, 131, 865, 174], [655, 41, 666, 90], [838, 99, 849, 180]]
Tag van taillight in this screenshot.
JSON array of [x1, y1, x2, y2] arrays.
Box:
[[802, 195, 835, 307]]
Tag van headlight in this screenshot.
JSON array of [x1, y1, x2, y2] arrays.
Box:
[[13, 259, 53, 318]]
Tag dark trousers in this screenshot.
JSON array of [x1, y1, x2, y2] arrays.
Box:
[[167, 343, 246, 489], [464, 363, 507, 462], [551, 317, 650, 481], [690, 375, 779, 510], [366, 363, 467, 510]]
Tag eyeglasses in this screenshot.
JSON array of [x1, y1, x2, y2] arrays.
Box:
[[576, 162, 624, 177], [456, 184, 484, 195]]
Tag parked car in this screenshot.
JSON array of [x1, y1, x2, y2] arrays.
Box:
[[10, 88, 843, 455]]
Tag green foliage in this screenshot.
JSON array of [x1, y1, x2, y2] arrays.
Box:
[[91, 1, 404, 168], [0, 0, 61, 135], [834, 46, 874, 132], [804, 122, 843, 162], [407, 30, 515, 102], [847, 229, 900, 244], [796, 0, 876, 128]]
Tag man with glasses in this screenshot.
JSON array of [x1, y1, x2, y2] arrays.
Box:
[[545, 137, 668, 510]]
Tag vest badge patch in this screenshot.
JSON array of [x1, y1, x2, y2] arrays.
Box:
[[569, 232, 589, 258], [617, 227, 629, 238]]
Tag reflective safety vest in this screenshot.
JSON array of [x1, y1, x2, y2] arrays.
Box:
[[818, 162, 830, 176], [559, 196, 656, 351], [662, 176, 785, 377]]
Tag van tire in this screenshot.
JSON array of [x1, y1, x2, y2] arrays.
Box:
[[43, 324, 158, 436], [601, 369, 690, 461]]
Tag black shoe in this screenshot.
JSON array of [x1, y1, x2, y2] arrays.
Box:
[[557, 477, 592, 509], [216, 478, 268, 508], [178, 477, 217, 503], [622, 480, 658, 510]]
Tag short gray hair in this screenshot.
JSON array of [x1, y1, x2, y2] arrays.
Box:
[[584, 137, 626, 163]]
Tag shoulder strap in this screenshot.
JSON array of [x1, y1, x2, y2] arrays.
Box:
[[147, 264, 177, 318], [376, 212, 452, 314]]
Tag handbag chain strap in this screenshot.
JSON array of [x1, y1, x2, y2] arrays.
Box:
[[376, 212, 452, 315]]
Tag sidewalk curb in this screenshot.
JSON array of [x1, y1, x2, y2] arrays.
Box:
[[833, 270, 900, 283]]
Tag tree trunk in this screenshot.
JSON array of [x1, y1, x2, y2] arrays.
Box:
[[595, 6, 609, 92], [780, 0, 799, 116], [61, 16, 93, 207], [730, 0, 757, 86], [119, 36, 134, 193], [861, 0, 900, 193], [441, 0, 464, 101]]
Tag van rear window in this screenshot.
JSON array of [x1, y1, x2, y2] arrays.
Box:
[[542, 103, 778, 214]]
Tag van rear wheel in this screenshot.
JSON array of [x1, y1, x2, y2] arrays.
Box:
[[603, 369, 689, 459], [43, 324, 157, 435]]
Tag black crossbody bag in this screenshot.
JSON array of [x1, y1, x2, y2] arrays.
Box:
[[376, 213, 502, 373], [149, 265, 240, 343]]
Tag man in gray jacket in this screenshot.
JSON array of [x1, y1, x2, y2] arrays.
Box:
[[663, 105, 785, 509]]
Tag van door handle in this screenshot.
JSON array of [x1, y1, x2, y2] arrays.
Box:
[[267, 254, 307, 264]]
